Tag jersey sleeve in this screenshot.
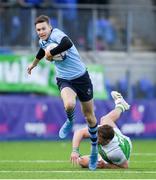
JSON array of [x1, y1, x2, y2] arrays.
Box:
[[51, 28, 67, 44], [39, 40, 43, 48], [113, 127, 123, 136]]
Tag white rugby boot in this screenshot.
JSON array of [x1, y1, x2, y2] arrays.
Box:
[[111, 91, 130, 112]]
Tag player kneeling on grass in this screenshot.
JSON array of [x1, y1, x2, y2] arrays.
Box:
[[71, 91, 132, 169]]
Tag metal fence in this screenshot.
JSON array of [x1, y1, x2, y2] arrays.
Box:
[[0, 4, 156, 52]]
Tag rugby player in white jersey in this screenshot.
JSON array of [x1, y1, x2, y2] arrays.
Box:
[[71, 91, 132, 169], [27, 15, 98, 170]]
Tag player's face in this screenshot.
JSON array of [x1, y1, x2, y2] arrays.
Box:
[[98, 132, 110, 146], [35, 22, 52, 40]]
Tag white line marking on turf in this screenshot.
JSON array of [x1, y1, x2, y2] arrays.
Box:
[[0, 160, 156, 163], [0, 170, 156, 174], [0, 160, 68, 163], [132, 161, 156, 163], [0, 179, 153, 180], [132, 153, 156, 156]]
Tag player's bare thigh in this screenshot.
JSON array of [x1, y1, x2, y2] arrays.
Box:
[[100, 108, 122, 128], [60, 87, 77, 109]]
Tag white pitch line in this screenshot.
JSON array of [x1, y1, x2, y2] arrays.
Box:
[[132, 161, 156, 163], [0, 160, 68, 163], [0, 160, 156, 163], [0, 170, 156, 174], [132, 153, 156, 156]]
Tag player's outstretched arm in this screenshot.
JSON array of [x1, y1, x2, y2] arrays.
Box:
[[27, 58, 41, 74], [71, 128, 90, 165], [27, 48, 45, 74]]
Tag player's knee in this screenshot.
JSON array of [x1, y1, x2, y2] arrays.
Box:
[[64, 101, 75, 111]]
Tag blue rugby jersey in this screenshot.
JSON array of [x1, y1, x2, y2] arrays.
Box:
[[39, 28, 86, 80]]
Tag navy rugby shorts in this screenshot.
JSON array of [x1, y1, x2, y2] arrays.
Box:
[[56, 71, 93, 102]]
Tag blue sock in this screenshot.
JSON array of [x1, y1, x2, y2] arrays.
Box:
[[88, 123, 98, 153]]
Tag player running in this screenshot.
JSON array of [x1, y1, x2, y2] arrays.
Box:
[[27, 15, 98, 170]]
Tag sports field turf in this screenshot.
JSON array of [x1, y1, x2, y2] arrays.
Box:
[[0, 140, 155, 179]]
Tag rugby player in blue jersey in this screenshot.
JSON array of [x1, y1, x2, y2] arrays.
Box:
[[27, 15, 98, 170]]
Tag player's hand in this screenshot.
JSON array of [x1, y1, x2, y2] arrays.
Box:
[[27, 63, 35, 75], [70, 152, 80, 166], [97, 160, 105, 168], [45, 49, 53, 61]]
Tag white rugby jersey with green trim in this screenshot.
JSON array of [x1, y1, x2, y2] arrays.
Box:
[[98, 127, 132, 165]]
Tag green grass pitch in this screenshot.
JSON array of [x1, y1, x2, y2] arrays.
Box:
[[0, 140, 155, 179]]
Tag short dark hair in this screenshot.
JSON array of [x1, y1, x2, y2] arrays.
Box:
[[98, 125, 114, 145], [35, 15, 50, 25]]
